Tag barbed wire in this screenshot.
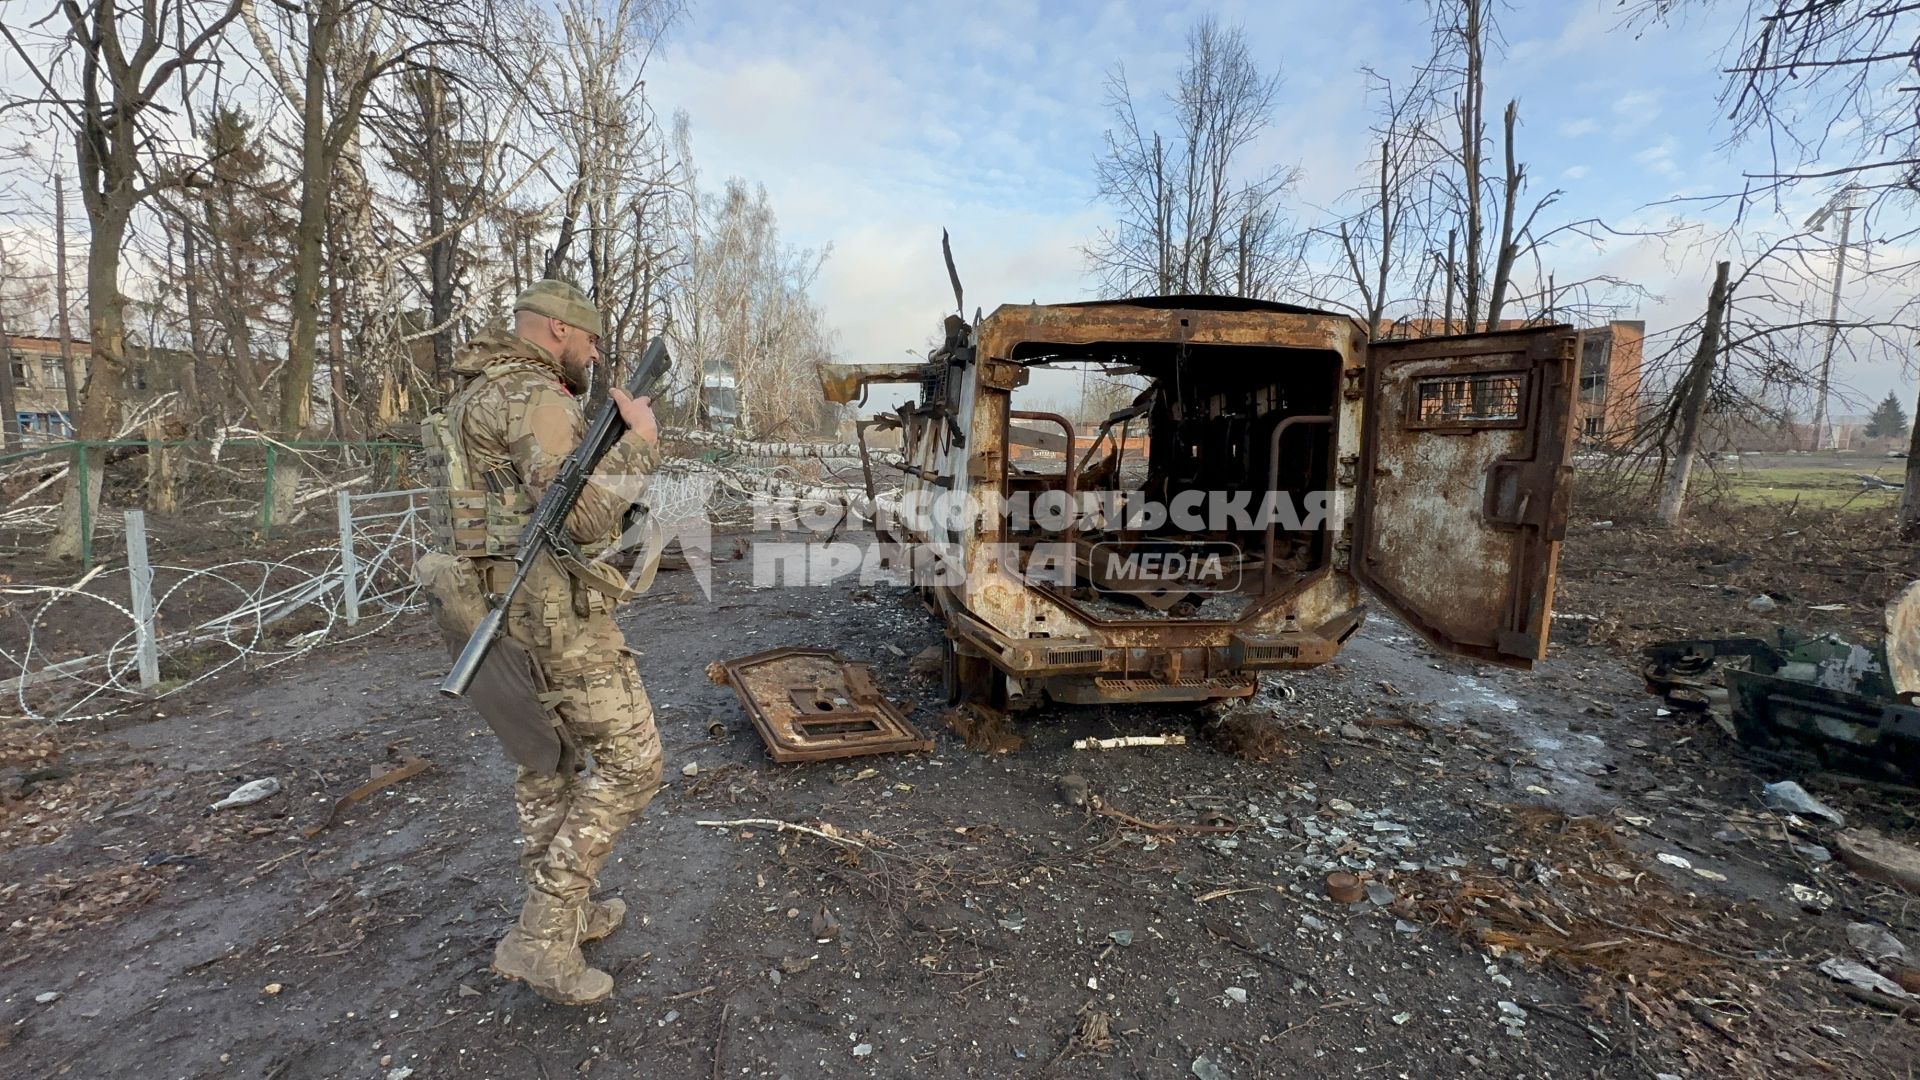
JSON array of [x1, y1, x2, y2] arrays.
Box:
[[0, 448, 903, 723], [1, 502, 427, 723]]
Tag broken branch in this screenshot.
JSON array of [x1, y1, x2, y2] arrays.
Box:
[[694, 817, 869, 849]]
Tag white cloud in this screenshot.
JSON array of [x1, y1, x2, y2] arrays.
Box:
[[1610, 89, 1664, 137], [1559, 118, 1599, 137], [1613, 90, 1661, 117], [1563, 164, 1591, 180], [1633, 138, 1683, 178]]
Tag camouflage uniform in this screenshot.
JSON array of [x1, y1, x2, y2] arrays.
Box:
[[442, 327, 666, 906], [425, 280, 667, 1004]]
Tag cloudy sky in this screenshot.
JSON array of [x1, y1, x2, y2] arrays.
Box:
[[649, 0, 1914, 418]]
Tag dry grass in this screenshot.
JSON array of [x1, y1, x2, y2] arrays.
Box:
[[1555, 503, 1917, 652]]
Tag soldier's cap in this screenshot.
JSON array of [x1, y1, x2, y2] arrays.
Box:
[[513, 279, 604, 338]]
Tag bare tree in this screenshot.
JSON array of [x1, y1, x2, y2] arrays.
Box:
[[1424, 0, 1574, 331], [531, 0, 686, 406], [1655, 261, 1730, 525], [1625, 226, 1920, 520], [1, 0, 241, 559], [676, 175, 835, 438], [1307, 1, 1651, 337], [1636, 1, 1920, 532], [1324, 67, 1447, 333], [1636, 0, 1920, 199], [242, 0, 481, 520], [1085, 16, 1302, 299]]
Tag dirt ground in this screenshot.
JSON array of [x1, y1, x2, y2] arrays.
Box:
[[4, 513, 1920, 1079]]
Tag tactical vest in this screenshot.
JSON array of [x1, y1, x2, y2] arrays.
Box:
[[421, 361, 543, 559], [421, 358, 661, 604]]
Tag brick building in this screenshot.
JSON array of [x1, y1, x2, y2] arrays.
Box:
[[6, 334, 194, 438], [1574, 321, 1644, 447], [5, 334, 81, 436]]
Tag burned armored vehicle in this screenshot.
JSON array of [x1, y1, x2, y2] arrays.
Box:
[[820, 296, 1577, 711]]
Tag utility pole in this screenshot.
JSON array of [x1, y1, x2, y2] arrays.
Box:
[[1805, 184, 1859, 451], [54, 171, 80, 425]]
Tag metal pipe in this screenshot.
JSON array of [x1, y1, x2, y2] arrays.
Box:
[[1011, 410, 1076, 546], [1263, 415, 1333, 592]]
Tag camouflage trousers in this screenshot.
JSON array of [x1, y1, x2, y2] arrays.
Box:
[[492, 557, 665, 903], [514, 662, 663, 901]]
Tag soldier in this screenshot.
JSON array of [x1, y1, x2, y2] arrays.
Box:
[[422, 280, 665, 1005]]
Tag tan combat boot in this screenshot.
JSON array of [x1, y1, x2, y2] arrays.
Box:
[[580, 896, 626, 943], [491, 889, 614, 1005]]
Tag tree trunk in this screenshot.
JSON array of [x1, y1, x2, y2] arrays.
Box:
[[1900, 379, 1920, 539], [1483, 99, 1522, 329], [182, 225, 209, 419], [423, 70, 453, 389], [328, 240, 347, 440], [1459, 0, 1484, 330], [146, 415, 177, 514], [1369, 135, 1392, 333], [50, 207, 131, 561], [54, 173, 81, 422], [0, 287, 20, 449], [1656, 260, 1731, 527], [204, 197, 272, 426], [275, 5, 339, 526]]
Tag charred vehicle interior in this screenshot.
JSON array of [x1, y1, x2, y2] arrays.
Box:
[[820, 295, 1579, 713], [1002, 337, 1341, 623]]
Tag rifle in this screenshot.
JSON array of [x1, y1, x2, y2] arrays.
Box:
[[439, 334, 673, 698]]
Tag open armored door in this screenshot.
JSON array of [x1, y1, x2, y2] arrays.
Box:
[[1353, 327, 1578, 667]]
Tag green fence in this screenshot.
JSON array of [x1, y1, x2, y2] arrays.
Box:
[[0, 438, 421, 568]]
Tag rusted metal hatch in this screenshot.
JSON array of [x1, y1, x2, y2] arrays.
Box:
[[721, 647, 933, 763]]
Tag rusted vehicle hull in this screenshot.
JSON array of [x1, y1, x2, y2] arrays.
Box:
[[823, 297, 1577, 710]]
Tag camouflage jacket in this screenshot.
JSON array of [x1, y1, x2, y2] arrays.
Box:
[[449, 330, 662, 555]]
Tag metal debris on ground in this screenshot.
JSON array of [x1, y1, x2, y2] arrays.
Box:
[[717, 647, 932, 763], [1786, 884, 1833, 913], [1190, 1055, 1229, 1080], [1325, 871, 1365, 904], [1817, 958, 1912, 1000], [1845, 922, 1910, 970], [1641, 629, 1920, 779]]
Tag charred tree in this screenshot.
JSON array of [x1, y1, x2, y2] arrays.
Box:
[[1656, 261, 1732, 526]]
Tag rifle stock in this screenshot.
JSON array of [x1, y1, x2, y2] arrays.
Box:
[[438, 334, 673, 700]]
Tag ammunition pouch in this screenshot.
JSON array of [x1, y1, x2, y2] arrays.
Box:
[[415, 552, 580, 774]]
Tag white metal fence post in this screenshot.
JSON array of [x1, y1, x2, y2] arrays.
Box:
[[124, 509, 160, 690], [337, 489, 361, 626]]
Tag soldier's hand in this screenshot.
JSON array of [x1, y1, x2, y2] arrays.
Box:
[[611, 389, 659, 445]]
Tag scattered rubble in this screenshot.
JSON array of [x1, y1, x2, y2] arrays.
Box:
[[1845, 921, 1909, 969], [1817, 958, 1910, 999]]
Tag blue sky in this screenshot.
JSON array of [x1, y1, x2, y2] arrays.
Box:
[[650, 0, 1914, 417]]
